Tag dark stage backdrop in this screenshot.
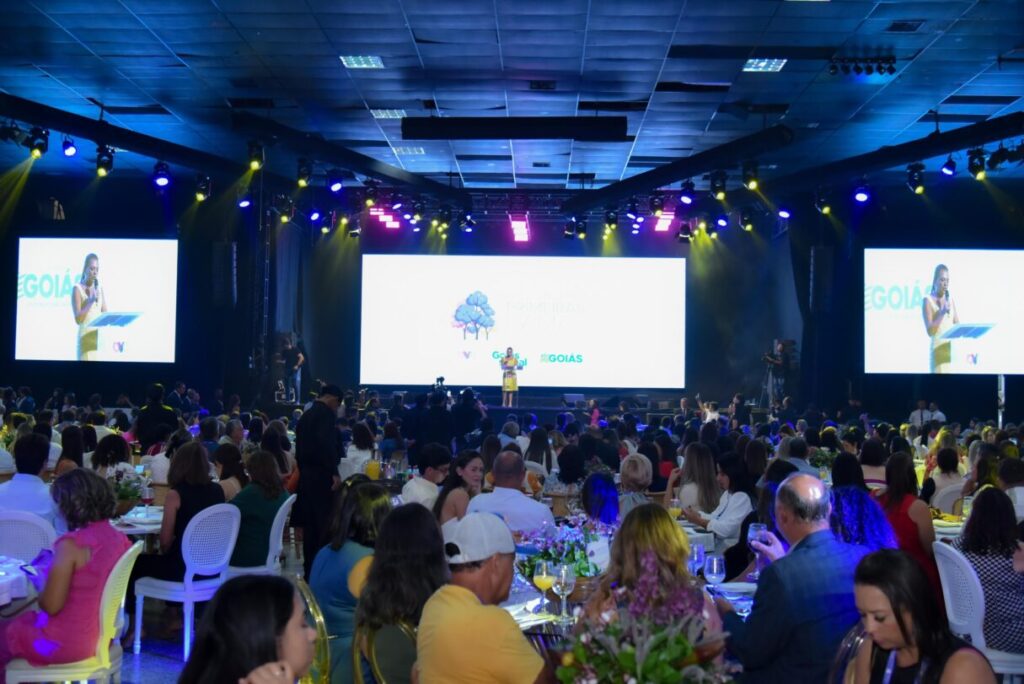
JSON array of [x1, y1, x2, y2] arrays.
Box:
[[294, 215, 803, 406], [787, 177, 1024, 425], [0, 173, 261, 407]]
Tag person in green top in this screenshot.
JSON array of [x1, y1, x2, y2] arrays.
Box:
[[229, 450, 291, 567]]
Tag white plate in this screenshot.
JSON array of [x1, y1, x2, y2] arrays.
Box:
[[715, 582, 757, 595]]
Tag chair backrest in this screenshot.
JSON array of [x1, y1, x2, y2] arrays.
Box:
[[265, 494, 297, 569], [366, 622, 417, 684], [932, 541, 987, 649], [94, 541, 144, 664], [296, 575, 331, 684], [932, 484, 962, 515], [182, 504, 241, 584], [0, 510, 58, 562], [524, 461, 547, 478]]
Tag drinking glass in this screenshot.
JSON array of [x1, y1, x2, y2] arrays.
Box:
[[704, 554, 726, 586], [668, 498, 683, 521], [687, 543, 706, 577], [532, 561, 554, 614], [140, 485, 154, 518], [746, 523, 768, 581], [961, 495, 974, 522], [552, 564, 576, 624]]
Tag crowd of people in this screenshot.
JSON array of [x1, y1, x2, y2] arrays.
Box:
[[0, 381, 1022, 683]]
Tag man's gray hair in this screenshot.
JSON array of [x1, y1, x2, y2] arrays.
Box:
[[776, 474, 832, 522]]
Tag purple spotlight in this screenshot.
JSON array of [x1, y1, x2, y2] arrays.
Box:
[[777, 208, 791, 219]]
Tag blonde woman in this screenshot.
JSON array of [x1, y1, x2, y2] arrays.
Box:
[[664, 442, 721, 512], [619, 453, 652, 518], [924, 427, 958, 478]]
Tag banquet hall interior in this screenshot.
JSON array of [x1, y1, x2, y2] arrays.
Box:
[[1, 0, 1024, 682]]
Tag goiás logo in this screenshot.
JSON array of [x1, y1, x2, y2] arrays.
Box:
[[540, 353, 583, 364], [17, 271, 75, 300]]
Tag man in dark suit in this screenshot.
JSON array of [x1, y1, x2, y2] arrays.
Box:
[[295, 383, 342, 579], [165, 381, 187, 414], [134, 383, 178, 453], [716, 473, 869, 683]]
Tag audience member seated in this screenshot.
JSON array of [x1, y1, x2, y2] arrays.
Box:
[[89, 433, 130, 478], [580, 471, 619, 524], [54, 424, 85, 477], [340, 422, 376, 480], [859, 438, 889, 490], [782, 436, 819, 476], [178, 575, 316, 684], [310, 481, 391, 684], [0, 469, 131, 670], [127, 442, 226, 630], [211, 443, 248, 502], [920, 446, 962, 504], [874, 452, 941, 604], [219, 418, 245, 448], [962, 451, 1001, 498], [261, 429, 293, 480], [618, 453, 653, 518], [466, 451, 555, 533], [831, 484, 898, 552], [229, 450, 291, 568], [680, 454, 754, 551], [355, 504, 449, 684], [664, 442, 720, 513], [134, 383, 179, 454], [0, 438, 12, 474], [999, 457, 1024, 523], [147, 428, 191, 485], [433, 449, 484, 531], [725, 458, 798, 581], [0, 433, 61, 527], [716, 474, 870, 682], [31, 423, 62, 472], [401, 442, 451, 509], [523, 427, 555, 475], [850, 549, 995, 683], [541, 443, 585, 496], [416, 513, 550, 683], [744, 439, 769, 482], [949, 488, 1024, 654]]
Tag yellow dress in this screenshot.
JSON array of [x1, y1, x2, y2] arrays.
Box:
[[928, 295, 954, 373], [501, 356, 518, 392], [75, 283, 102, 361]]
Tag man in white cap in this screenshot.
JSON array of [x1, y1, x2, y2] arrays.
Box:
[[415, 512, 548, 683]]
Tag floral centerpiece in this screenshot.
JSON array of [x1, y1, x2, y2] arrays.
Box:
[[808, 447, 838, 470], [107, 462, 145, 516], [557, 551, 734, 684], [518, 515, 616, 579]]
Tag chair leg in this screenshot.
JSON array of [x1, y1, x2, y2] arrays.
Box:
[[183, 600, 194, 661], [134, 594, 144, 654]]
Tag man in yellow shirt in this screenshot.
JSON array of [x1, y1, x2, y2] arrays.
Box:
[[415, 513, 547, 683]]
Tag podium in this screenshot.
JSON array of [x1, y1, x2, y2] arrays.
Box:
[[80, 312, 142, 361], [935, 323, 993, 373]]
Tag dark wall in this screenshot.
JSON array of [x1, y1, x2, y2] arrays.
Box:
[[0, 172, 262, 406], [788, 177, 1024, 425], [299, 212, 803, 405]]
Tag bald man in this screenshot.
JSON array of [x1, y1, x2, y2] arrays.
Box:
[[466, 451, 554, 533], [716, 474, 870, 683]]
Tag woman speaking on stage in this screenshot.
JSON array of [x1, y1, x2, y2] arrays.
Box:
[[500, 346, 521, 408], [71, 252, 107, 361], [922, 263, 959, 373]]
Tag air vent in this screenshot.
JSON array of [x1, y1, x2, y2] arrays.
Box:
[[532, 161, 551, 168], [86, 98, 170, 115], [886, 20, 925, 33], [518, 172, 567, 180], [941, 95, 1019, 106], [529, 80, 556, 91], [226, 97, 275, 109], [456, 154, 514, 162], [917, 113, 989, 124], [578, 100, 648, 112], [656, 81, 730, 93], [461, 172, 516, 183]]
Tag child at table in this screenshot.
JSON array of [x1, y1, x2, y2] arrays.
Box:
[[0, 469, 131, 669]]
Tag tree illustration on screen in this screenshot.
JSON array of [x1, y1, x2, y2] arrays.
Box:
[[453, 291, 496, 340]]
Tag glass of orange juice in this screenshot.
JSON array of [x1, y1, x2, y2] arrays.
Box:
[[668, 497, 683, 520], [365, 458, 381, 480], [532, 560, 554, 613]]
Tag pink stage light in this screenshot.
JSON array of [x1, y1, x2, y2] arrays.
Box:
[[369, 206, 401, 229], [509, 213, 530, 242], [654, 215, 673, 232]]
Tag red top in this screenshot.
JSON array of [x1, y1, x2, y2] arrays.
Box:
[[6, 521, 132, 665], [876, 493, 943, 603]]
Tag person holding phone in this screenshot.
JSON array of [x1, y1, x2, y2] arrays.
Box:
[[71, 253, 107, 361]]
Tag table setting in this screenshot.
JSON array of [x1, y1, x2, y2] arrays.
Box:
[[113, 504, 163, 536]]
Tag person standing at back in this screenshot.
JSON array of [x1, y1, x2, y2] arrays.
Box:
[[135, 383, 178, 454], [295, 384, 343, 579]]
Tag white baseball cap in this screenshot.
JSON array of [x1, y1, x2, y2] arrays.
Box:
[[444, 512, 515, 564]]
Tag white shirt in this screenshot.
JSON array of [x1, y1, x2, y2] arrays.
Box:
[[702, 490, 753, 551], [339, 446, 373, 481], [0, 473, 62, 529], [0, 447, 14, 473], [46, 443, 62, 471], [1007, 486, 1024, 523], [149, 452, 171, 484], [93, 425, 115, 441], [908, 409, 932, 428], [931, 410, 946, 423], [402, 477, 440, 510], [466, 486, 555, 533]]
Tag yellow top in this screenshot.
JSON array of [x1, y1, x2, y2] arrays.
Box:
[[416, 584, 543, 683], [347, 555, 373, 597]]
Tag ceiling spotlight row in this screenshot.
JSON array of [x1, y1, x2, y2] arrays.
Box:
[[827, 57, 897, 77]]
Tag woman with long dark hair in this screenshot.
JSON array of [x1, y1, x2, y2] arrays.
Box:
[[433, 450, 484, 528], [179, 575, 316, 684], [850, 549, 994, 683], [355, 504, 449, 684], [229, 450, 291, 569], [524, 427, 554, 474], [55, 424, 85, 476], [580, 472, 619, 524], [260, 429, 290, 478], [210, 443, 248, 502], [665, 442, 721, 512], [89, 433, 130, 476], [681, 453, 754, 551]]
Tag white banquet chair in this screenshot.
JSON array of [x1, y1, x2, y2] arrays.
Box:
[[226, 493, 297, 578], [931, 484, 962, 515], [933, 542, 1024, 679], [5, 541, 143, 684], [133, 503, 241, 660], [0, 510, 57, 562]]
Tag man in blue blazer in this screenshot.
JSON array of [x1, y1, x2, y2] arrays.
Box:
[[716, 474, 869, 683]]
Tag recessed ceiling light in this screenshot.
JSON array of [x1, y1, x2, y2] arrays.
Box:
[[393, 146, 425, 155], [743, 58, 787, 73], [371, 109, 406, 119], [339, 55, 384, 69]]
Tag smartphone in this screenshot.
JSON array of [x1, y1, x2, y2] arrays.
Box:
[[135, 464, 145, 474]]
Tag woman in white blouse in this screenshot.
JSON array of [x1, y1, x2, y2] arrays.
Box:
[[680, 454, 755, 551]]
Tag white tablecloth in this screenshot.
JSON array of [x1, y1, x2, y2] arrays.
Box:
[[113, 506, 163, 536], [0, 556, 30, 606]]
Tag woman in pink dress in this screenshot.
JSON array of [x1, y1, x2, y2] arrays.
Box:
[[0, 468, 131, 668]]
